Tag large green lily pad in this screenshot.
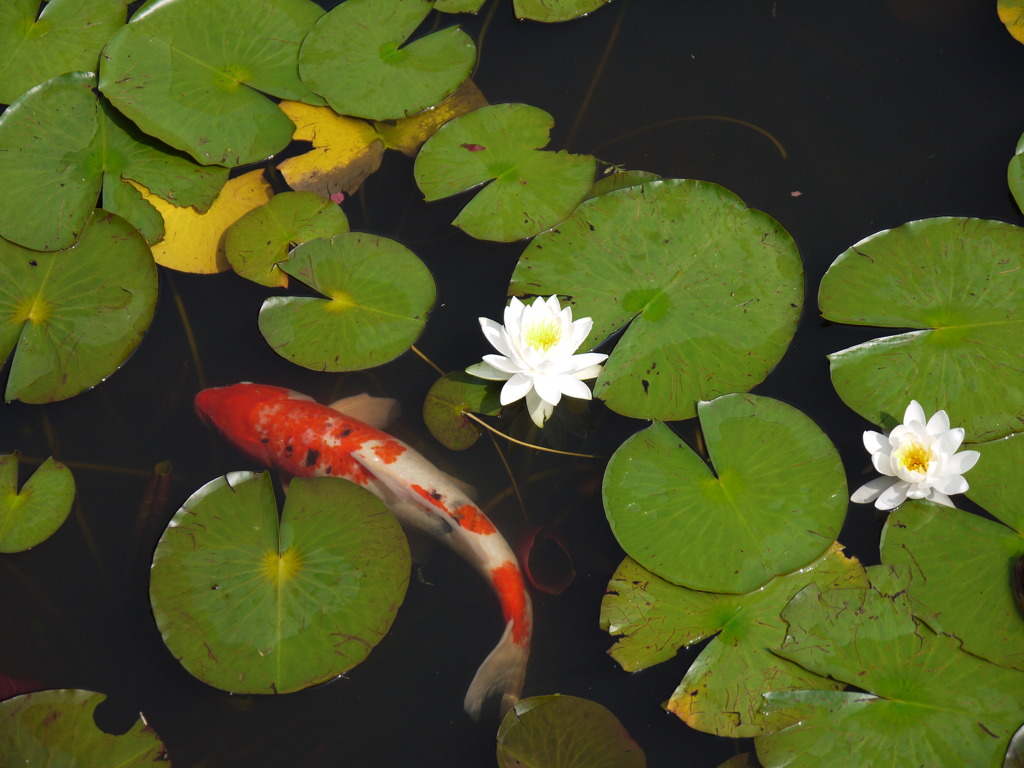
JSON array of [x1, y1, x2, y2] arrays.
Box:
[[603, 394, 847, 594], [0, 453, 75, 553], [0, 689, 167, 765], [512, 0, 611, 22], [820, 217, 1024, 442], [756, 566, 1024, 768], [150, 472, 410, 694], [601, 545, 864, 738], [99, 0, 323, 166], [299, 0, 476, 121], [414, 102, 596, 242], [496, 695, 646, 768], [0, 0, 124, 106], [0, 210, 158, 403], [510, 179, 803, 420], [0, 72, 228, 251], [258, 232, 435, 372], [423, 371, 502, 450]]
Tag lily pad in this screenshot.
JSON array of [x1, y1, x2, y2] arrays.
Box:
[[0, 689, 167, 764], [999, 0, 1024, 44], [0, 72, 229, 251], [150, 472, 410, 694], [512, 0, 612, 23], [510, 179, 803, 420], [414, 102, 596, 242], [601, 545, 864, 738], [434, 0, 484, 12], [374, 79, 488, 157], [496, 695, 646, 768], [603, 394, 847, 594], [0, 0, 124, 106], [423, 371, 502, 450], [99, 0, 323, 166], [0, 210, 158, 403], [259, 232, 435, 372], [299, 0, 476, 121], [0, 454, 75, 553], [225, 191, 350, 288], [756, 566, 1024, 768], [1009, 131, 1024, 213], [820, 217, 1024, 442]]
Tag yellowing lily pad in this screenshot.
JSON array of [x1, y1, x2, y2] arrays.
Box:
[[150, 472, 410, 694], [0, 689, 167, 765], [423, 371, 502, 450], [819, 217, 1024, 442], [999, 0, 1024, 43], [224, 191, 350, 288], [0, 210, 158, 403], [258, 232, 436, 371], [134, 169, 273, 274], [0, 453, 75, 553], [299, 0, 477, 121], [0, 0, 124, 106], [99, 0, 323, 166], [375, 79, 488, 157], [415, 103, 596, 241], [603, 394, 846, 594], [276, 101, 384, 201]]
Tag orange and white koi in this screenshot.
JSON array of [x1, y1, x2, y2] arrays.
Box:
[[194, 382, 532, 718]]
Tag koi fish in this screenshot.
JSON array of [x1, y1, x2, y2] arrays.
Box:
[[194, 382, 532, 718]]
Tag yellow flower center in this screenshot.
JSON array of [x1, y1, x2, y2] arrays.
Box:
[[523, 319, 562, 352], [895, 441, 932, 474]]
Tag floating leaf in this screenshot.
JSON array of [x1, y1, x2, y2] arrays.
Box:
[[820, 217, 1024, 442], [510, 179, 803, 420], [757, 566, 1024, 768], [513, 0, 612, 23], [374, 79, 488, 157], [414, 102, 596, 241], [999, 0, 1024, 44], [0, 0, 125, 106], [423, 371, 501, 450], [259, 232, 435, 371], [225, 191, 350, 288], [585, 169, 661, 201], [1009, 131, 1024, 214], [603, 394, 846, 594], [299, 0, 476, 121], [0, 72, 229, 251], [435, 0, 484, 12], [0, 210, 158, 403], [0, 689, 167, 764], [0, 454, 75, 553], [276, 100, 384, 201], [496, 695, 646, 768], [150, 472, 410, 694], [601, 545, 863, 737], [133, 169, 273, 274], [99, 0, 323, 166]]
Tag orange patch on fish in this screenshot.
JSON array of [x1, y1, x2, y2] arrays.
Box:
[[411, 483, 450, 512], [490, 561, 530, 644], [451, 504, 497, 536], [372, 439, 406, 464]]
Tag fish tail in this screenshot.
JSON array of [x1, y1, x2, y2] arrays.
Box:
[[463, 619, 529, 720]]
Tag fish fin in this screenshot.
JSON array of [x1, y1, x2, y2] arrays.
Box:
[[328, 393, 401, 429], [463, 620, 528, 721]]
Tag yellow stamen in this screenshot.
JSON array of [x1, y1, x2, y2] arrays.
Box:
[[895, 442, 931, 474], [523, 319, 562, 352]]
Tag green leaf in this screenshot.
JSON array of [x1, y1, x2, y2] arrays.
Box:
[[0, 454, 75, 553], [258, 232, 435, 372], [820, 217, 1024, 442], [0, 210, 158, 403], [757, 566, 1024, 768], [0, 0, 124, 105], [299, 0, 476, 121], [880, 501, 1024, 672], [423, 371, 502, 450], [435, 0, 485, 12], [966, 430, 1024, 533], [512, 0, 611, 23], [603, 394, 847, 594], [99, 0, 323, 166], [0, 72, 228, 251], [150, 472, 410, 694], [0, 689, 167, 765], [510, 179, 803, 420], [601, 545, 863, 737], [496, 695, 646, 768], [225, 191, 350, 288], [1010, 132, 1024, 211], [414, 102, 596, 242]]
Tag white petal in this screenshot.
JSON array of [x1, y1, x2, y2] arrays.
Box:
[[568, 352, 608, 370], [876, 480, 910, 510], [465, 361, 511, 381], [525, 388, 553, 428], [936, 427, 964, 456], [565, 316, 593, 352], [504, 297, 526, 332], [850, 476, 895, 504], [500, 374, 534, 405], [930, 473, 968, 496], [480, 354, 523, 374], [925, 409, 950, 436], [532, 374, 564, 406], [479, 318, 513, 357], [863, 430, 889, 454], [903, 400, 926, 426], [571, 363, 605, 381], [871, 450, 895, 476], [946, 449, 980, 474], [925, 489, 955, 508], [556, 375, 593, 401]]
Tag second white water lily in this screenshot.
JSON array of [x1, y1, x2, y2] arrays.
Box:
[[467, 296, 608, 427], [850, 399, 980, 510]]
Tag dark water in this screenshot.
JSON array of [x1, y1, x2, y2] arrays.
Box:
[[3, 1, 1023, 766]]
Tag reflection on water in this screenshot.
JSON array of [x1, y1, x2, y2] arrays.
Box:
[[2, 1, 1023, 766]]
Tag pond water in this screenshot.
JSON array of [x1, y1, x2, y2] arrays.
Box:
[[2, 1, 1024, 766]]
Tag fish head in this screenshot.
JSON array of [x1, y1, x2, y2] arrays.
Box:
[[195, 383, 295, 457]]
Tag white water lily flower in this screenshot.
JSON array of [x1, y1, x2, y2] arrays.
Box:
[[850, 400, 980, 511], [466, 295, 608, 427]]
